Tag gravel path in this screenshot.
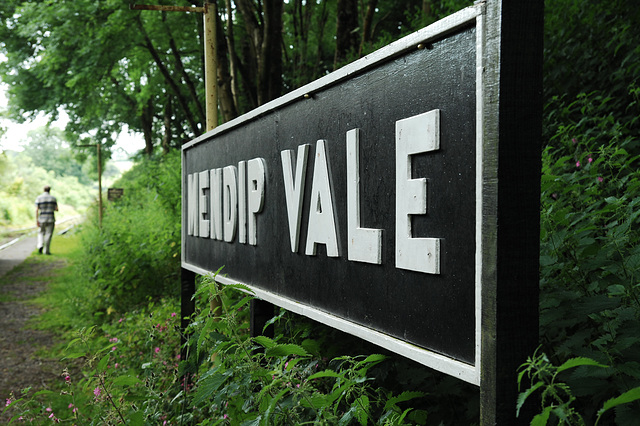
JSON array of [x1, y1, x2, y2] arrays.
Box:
[[0, 249, 65, 421]]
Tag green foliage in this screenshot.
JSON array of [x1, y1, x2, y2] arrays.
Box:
[[180, 275, 433, 425], [3, 301, 183, 425], [77, 151, 181, 315], [524, 63, 640, 425]]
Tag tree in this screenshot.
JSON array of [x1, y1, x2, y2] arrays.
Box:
[[21, 126, 91, 184], [1, 0, 472, 159]]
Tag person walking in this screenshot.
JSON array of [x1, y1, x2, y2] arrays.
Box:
[[35, 185, 58, 255]]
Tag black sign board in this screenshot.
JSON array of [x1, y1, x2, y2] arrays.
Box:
[[183, 2, 541, 402], [108, 188, 124, 201]]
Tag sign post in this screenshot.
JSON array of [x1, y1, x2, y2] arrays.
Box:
[[181, 1, 542, 423]]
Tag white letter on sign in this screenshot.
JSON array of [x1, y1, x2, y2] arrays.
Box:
[[223, 165, 238, 242], [247, 158, 266, 246], [281, 144, 310, 252], [346, 129, 382, 264], [210, 168, 223, 240], [305, 140, 339, 257], [199, 171, 210, 238], [187, 173, 199, 236], [395, 110, 441, 274], [238, 161, 247, 244]]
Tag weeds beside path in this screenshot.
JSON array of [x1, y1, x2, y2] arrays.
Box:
[[0, 237, 72, 422]]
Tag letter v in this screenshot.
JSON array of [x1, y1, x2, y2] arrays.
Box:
[[281, 144, 310, 252]]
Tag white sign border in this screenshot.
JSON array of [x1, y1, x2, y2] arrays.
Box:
[[183, 4, 486, 386]]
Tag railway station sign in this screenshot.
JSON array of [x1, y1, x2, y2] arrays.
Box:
[[182, 1, 541, 398]]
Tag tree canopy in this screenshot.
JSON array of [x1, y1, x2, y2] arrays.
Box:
[[0, 0, 470, 157]]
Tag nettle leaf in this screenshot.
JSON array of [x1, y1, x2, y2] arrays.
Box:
[[112, 375, 143, 387], [517, 382, 545, 417], [253, 335, 276, 349], [597, 387, 640, 422], [97, 353, 110, 372], [557, 357, 608, 374], [192, 369, 231, 406], [384, 391, 427, 411], [264, 344, 309, 358], [308, 370, 342, 381], [530, 406, 552, 426], [354, 395, 370, 425], [300, 393, 330, 409]]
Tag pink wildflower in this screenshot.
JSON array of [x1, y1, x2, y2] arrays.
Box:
[[588, 157, 593, 163], [155, 347, 161, 354], [598, 176, 604, 182], [112, 346, 117, 351], [5, 398, 12, 407], [171, 312, 177, 317], [68, 403, 74, 409], [46, 407, 52, 412], [94, 387, 101, 397], [576, 161, 581, 168], [65, 375, 71, 382]]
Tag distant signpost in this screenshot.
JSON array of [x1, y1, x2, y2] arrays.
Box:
[[182, 2, 542, 423], [107, 188, 124, 202]]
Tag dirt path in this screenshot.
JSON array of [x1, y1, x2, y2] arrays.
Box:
[[0, 255, 66, 420]]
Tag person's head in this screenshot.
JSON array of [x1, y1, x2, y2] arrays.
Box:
[[44, 185, 51, 193]]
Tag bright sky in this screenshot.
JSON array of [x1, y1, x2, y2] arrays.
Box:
[[0, 80, 145, 158]]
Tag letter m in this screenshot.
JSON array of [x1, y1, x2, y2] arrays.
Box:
[[187, 173, 199, 236]]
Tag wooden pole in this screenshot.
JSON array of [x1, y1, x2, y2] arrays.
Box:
[[97, 143, 103, 228], [130, 1, 220, 356], [479, 1, 543, 424], [204, 2, 218, 132]]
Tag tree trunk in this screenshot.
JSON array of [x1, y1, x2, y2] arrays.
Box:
[[334, 0, 359, 69], [217, 2, 239, 121], [141, 99, 154, 156], [225, 0, 241, 116], [260, 0, 283, 104], [359, 0, 378, 56], [162, 96, 172, 154], [235, 0, 284, 107]]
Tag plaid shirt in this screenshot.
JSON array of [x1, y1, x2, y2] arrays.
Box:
[[35, 192, 58, 223]]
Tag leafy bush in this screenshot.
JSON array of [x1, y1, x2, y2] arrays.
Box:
[[77, 151, 181, 316], [518, 87, 640, 424]]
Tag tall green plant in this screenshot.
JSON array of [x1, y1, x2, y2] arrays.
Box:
[[78, 151, 181, 316], [183, 275, 430, 425], [529, 87, 640, 424]]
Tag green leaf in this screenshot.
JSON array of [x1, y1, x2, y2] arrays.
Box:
[[253, 335, 276, 349], [556, 357, 608, 374], [596, 386, 640, 423], [517, 382, 545, 417], [192, 369, 230, 406], [97, 353, 110, 372], [355, 395, 370, 425], [307, 370, 342, 381], [300, 393, 330, 409], [531, 406, 552, 426], [112, 375, 143, 387], [127, 410, 144, 426], [384, 391, 427, 411], [264, 344, 309, 358]]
